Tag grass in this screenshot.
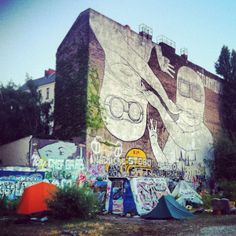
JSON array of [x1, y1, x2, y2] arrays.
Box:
[[0, 213, 236, 236]]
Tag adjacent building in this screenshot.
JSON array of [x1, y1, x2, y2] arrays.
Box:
[[21, 69, 56, 109]]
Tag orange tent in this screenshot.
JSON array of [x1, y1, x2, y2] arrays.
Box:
[[17, 182, 57, 215]]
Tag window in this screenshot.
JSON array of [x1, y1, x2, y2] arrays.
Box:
[[46, 88, 50, 99], [38, 89, 42, 98]]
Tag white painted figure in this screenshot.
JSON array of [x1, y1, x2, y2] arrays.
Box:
[[89, 13, 214, 178], [89, 13, 177, 141], [144, 66, 214, 177]]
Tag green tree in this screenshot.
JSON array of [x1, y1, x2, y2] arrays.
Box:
[[215, 46, 232, 81], [0, 79, 53, 145], [214, 46, 236, 180], [215, 46, 236, 137]]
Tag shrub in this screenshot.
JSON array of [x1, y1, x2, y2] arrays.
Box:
[[47, 184, 100, 220], [0, 196, 8, 216], [201, 192, 221, 209], [0, 196, 20, 216], [218, 180, 236, 201]]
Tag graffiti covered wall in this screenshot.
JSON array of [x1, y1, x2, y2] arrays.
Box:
[[0, 167, 44, 199], [29, 138, 86, 187], [0, 139, 86, 199], [130, 177, 170, 215], [57, 9, 222, 183]]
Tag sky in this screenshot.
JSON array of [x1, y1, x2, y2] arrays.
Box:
[[0, 0, 236, 86]]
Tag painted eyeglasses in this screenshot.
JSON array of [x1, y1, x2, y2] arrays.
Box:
[[178, 77, 203, 102], [104, 96, 144, 123]]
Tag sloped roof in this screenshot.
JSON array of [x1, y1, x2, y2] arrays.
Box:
[[21, 73, 56, 91]]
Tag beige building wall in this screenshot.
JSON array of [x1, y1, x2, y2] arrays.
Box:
[[38, 82, 55, 110], [0, 136, 32, 167]]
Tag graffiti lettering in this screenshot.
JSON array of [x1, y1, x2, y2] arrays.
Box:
[[0, 171, 44, 199], [108, 165, 122, 177], [131, 177, 170, 215]]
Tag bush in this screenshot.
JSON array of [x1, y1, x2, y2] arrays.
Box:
[[0, 196, 20, 216], [218, 180, 236, 201], [201, 192, 221, 209], [47, 184, 100, 220], [214, 132, 236, 180]]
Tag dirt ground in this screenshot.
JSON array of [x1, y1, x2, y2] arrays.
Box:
[[1, 213, 236, 236]]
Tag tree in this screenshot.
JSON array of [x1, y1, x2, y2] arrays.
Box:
[[214, 46, 236, 180], [0, 79, 53, 145], [215, 46, 236, 137], [215, 46, 232, 81]]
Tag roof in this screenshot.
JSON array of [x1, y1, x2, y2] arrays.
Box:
[[21, 73, 56, 91]]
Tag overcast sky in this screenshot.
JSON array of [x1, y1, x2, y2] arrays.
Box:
[[0, 0, 236, 85]]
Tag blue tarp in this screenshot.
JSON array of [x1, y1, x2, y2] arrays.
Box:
[[108, 178, 137, 215], [94, 181, 107, 188], [142, 194, 194, 220]]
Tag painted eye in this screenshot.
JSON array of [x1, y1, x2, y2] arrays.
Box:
[[191, 84, 202, 102], [178, 78, 190, 98], [110, 97, 124, 118], [128, 102, 142, 121]]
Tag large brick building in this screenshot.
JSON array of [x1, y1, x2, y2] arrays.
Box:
[[54, 8, 222, 183]]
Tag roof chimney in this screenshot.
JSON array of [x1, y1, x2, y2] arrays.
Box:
[[180, 48, 188, 60], [44, 69, 55, 77]]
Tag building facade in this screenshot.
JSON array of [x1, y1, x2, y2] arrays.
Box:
[[22, 69, 56, 108], [55, 9, 222, 184]]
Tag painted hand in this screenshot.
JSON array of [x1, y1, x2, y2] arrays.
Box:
[[161, 57, 175, 78], [155, 45, 175, 78], [148, 119, 158, 141]]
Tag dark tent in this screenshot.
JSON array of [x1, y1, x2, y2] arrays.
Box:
[[142, 195, 194, 220]]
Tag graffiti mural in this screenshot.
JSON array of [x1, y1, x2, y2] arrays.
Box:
[[29, 139, 86, 187], [0, 170, 44, 199], [89, 136, 123, 178], [87, 10, 217, 181], [111, 180, 124, 214], [130, 177, 170, 215], [145, 66, 214, 178], [122, 148, 152, 177], [90, 13, 176, 142], [88, 164, 107, 179], [30, 139, 85, 167], [89, 136, 153, 178]]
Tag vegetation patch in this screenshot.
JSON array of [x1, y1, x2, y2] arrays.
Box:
[[86, 68, 104, 135]]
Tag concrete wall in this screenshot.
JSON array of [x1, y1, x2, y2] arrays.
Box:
[[57, 9, 222, 184], [0, 136, 32, 167]]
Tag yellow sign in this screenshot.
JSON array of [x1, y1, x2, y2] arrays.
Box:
[[124, 148, 152, 175]]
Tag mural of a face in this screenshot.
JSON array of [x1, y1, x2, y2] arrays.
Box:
[[176, 66, 205, 127], [38, 141, 77, 160], [100, 64, 148, 141]]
